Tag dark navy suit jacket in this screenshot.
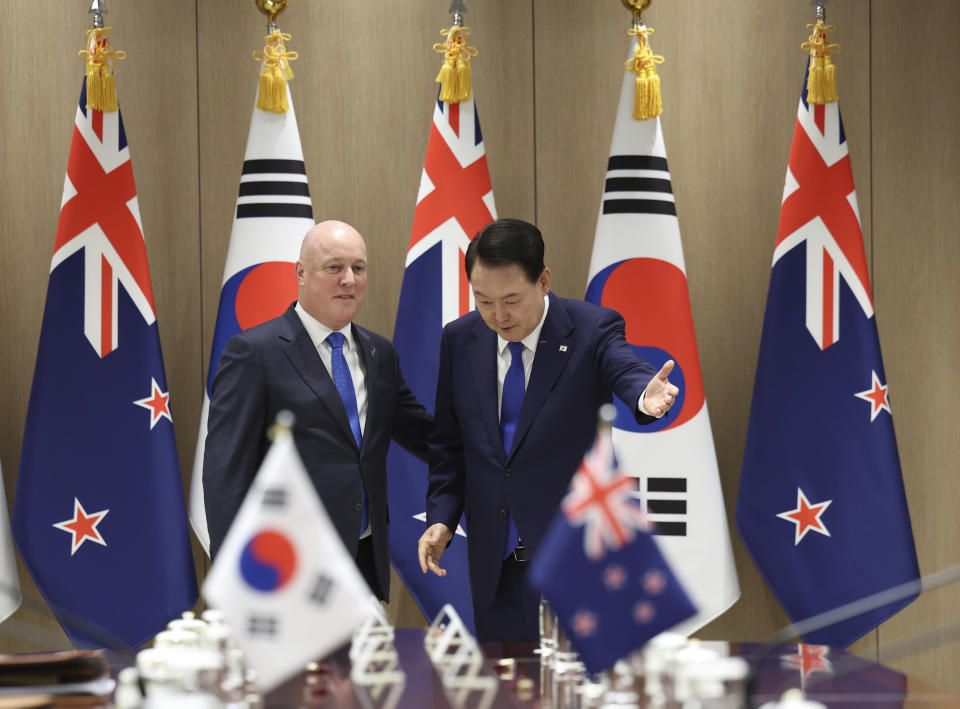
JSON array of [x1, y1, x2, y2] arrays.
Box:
[[203, 304, 432, 599], [426, 293, 657, 608]]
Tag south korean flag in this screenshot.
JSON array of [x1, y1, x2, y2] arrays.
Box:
[[203, 417, 372, 691]]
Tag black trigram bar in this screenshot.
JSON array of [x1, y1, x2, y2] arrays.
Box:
[[603, 199, 677, 216], [309, 574, 335, 605], [248, 615, 278, 636], [604, 177, 673, 194], [237, 157, 312, 219], [238, 181, 311, 197], [242, 159, 307, 174], [237, 203, 314, 219], [607, 155, 669, 172], [261, 487, 287, 507], [647, 499, 687, 515], [647, 477, 687, 493], [652, 521, 687, 536]]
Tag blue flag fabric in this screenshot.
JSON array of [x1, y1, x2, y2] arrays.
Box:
[[387, 95, 497, 632], [736, 74, 919, 647], [529, 429, 696, 674], [13, 82, 197, 648]]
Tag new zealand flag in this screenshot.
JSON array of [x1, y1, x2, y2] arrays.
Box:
[[736, 71, 919, 647], [13, 81, 197, 648], [387, 95, 496, 632], [529, 428, 696, 674]]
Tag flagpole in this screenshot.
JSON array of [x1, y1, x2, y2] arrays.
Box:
[[88, 0, 105, 29], [256, 0, 288, 33]]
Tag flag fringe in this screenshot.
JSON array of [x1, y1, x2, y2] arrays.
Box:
[[625, 26, 664, 121], [433, 26, 477, 104], [78, 27, 125, 112], [802, 20, 840, 104], [254, 30, 298, 113]]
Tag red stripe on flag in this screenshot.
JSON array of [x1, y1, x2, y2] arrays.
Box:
[[822, 250, 834, 348], [92, 110, 103, 143], [459, 249, 468, 316], [101, 255, 112, 356], [814, 104, 825, 136], [449, 102, 460, 137]]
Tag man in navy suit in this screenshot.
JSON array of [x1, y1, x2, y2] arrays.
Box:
[[204, 220, 432, 601], [418, 218, 679, 641]]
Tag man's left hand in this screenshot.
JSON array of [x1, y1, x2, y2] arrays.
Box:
[[644, 360, 680, 417]]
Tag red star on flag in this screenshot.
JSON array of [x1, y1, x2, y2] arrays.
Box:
[[633, 601, 655, 624], [642, 569, 667, 595], [777, 489, 832, 545], [854, 370, 891, 422], [603, 564, 627, 591], [781, 644, 832, 684], [572, 610, 598, 637], [134, 378, 172, 429], [53, 498, 109, 555]]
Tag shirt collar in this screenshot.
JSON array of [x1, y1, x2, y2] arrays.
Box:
[[295, 301, 354, 350], [497, 294, 549, 356]]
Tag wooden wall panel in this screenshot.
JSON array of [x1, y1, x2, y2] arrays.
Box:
[[1, 0, 959, 695], [871, 0, 960, 690], [0, 0, 200, 650]]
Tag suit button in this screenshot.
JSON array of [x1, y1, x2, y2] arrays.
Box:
[[505, 467, 512, 477], [499, 509, 506, 518], [354, 503, 363, 512]]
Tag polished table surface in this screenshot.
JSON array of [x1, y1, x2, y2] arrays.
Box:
[[265, 628, 960, 708]]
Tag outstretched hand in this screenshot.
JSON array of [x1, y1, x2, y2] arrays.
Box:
[[418, 523, 453, 577], [643, 360, 680, 417]]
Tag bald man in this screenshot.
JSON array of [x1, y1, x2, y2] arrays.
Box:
[[203, 221, 433, 600]]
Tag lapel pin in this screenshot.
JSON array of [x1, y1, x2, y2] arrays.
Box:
[[559, 345, 567, 352], [370, 347, 376, 357]]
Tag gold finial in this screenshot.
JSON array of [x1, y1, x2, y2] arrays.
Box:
[[256, 0, 289, 22], [621, 0, 653, 22], [268, 410, 295, 440]]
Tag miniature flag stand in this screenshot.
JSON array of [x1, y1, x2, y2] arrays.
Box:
[[349, 598, 406, 709], [424, 604, 499, 709]]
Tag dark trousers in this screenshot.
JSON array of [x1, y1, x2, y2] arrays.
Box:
[[473, 555, 540, 643], [355, 536, 384, 601]]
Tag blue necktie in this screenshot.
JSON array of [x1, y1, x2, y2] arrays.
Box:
[[501, 341, 524, 558], [326, 331, 367, 535]]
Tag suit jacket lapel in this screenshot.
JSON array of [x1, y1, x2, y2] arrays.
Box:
[[279, 308, 358, 449], [510, 294, 574, 460], [468, 319, 505, 463]]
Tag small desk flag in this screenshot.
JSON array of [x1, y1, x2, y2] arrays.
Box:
[[529, 427, 696, 674], [203, 422, 371, 691]]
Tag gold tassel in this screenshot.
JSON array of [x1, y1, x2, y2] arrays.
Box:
[[801, 19, 840, 104], [253, 30, 298, 113], [625, 26, 664, 121], [433, 26, 478, 104], [78, 27, 126, 112]]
